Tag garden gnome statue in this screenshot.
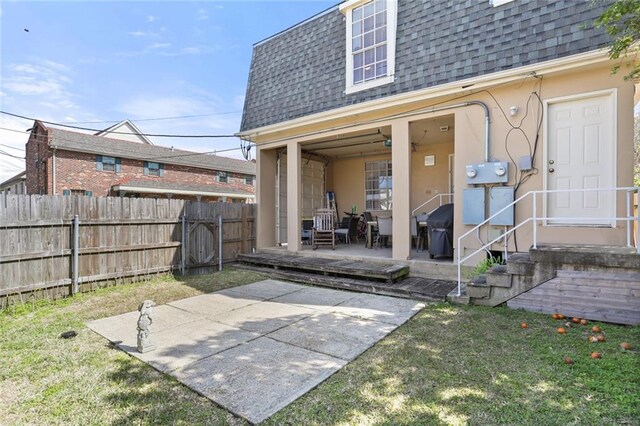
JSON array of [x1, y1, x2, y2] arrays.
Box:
[[137, 300, 156, 353]]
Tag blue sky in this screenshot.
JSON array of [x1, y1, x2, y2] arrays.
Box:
[[0, 0, 336, 181]]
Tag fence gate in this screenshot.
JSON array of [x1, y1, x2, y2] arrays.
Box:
[[185, 218, 218, 275]]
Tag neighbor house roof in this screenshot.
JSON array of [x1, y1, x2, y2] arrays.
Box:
[[0, 171, 26, 188], [112, 180, 255, 199], [241, 0, 612, 131], [43, 124, 255, 175], [95, 119, 154, 145]]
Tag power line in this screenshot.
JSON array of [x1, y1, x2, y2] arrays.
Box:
[[59, 111, 242, 125], [0, 111, 238, 138], [0, 149, 25, 159], [0, 143, 25, 152]]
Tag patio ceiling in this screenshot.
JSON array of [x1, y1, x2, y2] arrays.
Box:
[[300, 115, 454, 158]]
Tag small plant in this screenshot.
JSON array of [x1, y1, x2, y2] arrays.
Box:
[[471, 256, 502, 276]]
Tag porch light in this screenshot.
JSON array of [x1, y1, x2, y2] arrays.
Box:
[[383, 138, 392, 148]]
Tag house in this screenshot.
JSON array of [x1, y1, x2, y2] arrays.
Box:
[[94, 119, 154, 145], [238, 0, 637, 261], [25, 120, 256, 202], [0, 171, 26, 195]]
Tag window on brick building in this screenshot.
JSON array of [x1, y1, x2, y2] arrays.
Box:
[[217, 171, 228, 183], [96, 155, 121, 172], [63, 189, 92, 196], [245, 176, 254, 185], [144, 161, 164, 177]]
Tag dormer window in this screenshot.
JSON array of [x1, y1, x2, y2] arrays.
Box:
[[340, 0, 397, 94]]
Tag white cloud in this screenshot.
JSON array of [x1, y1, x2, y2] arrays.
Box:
[[0, 115, 30, 182], [128, 30, 158, 38], [147, 15, 156, 23], [197, 8, 208, 20], [149, 42, 171, 49], [181, 46, 200, 55]]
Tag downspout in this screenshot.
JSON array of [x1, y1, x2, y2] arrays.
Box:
[[276, 151, 281, 245], [52, 146, 57, 195], [414, 100, 491, 162]]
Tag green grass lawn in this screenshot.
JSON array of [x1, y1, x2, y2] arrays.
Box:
[[1, 272, 638, 425]]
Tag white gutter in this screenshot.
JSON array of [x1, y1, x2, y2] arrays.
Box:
[[111, 184, 255, 199], [238, 49, 610, 139]]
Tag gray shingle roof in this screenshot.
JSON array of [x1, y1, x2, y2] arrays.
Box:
[[48, 127, 256, 175], [241, 0, 612, 131], [117, 180, 255, 196]]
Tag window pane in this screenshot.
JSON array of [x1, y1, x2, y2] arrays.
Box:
[[364, 2, 374, 17], [376, 45, 386, 61], [148, 162, 159, 169], [363, 16, 374, 32], [363, 31, 374, 48], [376, 60, 387, 77], [352, 21, 362, 37], [354, 52, 364, 68], [364, 48, 375, 65], [364, 160, 392, 211], [103, 156, 115, 164], [375, 0, 386, 13], [375, 27, 386, 44], [352, 36, 362, 52], [375, 11, 387, 27], [353, 68, 363, 83], [353, 6, 362, 21]]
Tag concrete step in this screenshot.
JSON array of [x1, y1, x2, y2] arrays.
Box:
[[506, 253, 534, 276], [530, 244, 640, 269], [486, 264, 512, 288]]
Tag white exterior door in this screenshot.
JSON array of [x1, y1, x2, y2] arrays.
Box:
[[546, 92, 615, 225], [277, 155, 325, 244]]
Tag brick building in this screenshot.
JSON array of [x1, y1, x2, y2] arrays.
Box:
[[25, 120, 256, 202]]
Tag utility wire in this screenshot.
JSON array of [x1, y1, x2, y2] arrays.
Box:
[[0, 111, 238, 138], [59, 111, 242, 125], [0, 149, 25, 159], [0, 143, 25, 151]]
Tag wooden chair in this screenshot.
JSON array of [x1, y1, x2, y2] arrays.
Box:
[[335, 216, 360, 244], [312, 208, 335, 250]]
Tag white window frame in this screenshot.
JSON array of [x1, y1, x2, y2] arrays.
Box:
[[364, 159, 393, 211], [340, 0, 397, 95]]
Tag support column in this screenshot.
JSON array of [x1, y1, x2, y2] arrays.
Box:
[[257, 147, 277, 248], [286, 140, 302, 252], [391, 119, 411, 260]]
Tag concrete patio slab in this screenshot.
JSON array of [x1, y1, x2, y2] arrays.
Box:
[[211, 300, 317, 334], [87, 279, 424, 424], [173, 336, 346, 424], [267, 311, 395, 360], [117, 318, 260, 373], [270, 286, 357, 311], [329, 293, 425, 325], [87, 304, 201, 347], [168, 292, 262, 318], [216, 279, 306, 300]]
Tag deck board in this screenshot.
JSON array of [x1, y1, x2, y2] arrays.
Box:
[[233, 263, 456, 302], [238, 253, 409, 282]]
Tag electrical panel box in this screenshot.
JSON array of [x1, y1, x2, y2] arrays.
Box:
[[465, 161, 509, 185], [489, 186, 515, 226], [463, 188, 486, 225]]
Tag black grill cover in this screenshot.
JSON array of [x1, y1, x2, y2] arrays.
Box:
[[427, 203, 454, 258]]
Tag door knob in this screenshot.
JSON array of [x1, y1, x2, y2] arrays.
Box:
[[549, 160, 554, 165], [548, 168, 555, 173]]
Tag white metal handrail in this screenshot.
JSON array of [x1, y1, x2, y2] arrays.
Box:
[[456, 186, 639, 296], [412, 193, 453, 216]]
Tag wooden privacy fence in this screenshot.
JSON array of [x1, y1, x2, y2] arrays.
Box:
[[0, 194, 255, 306]]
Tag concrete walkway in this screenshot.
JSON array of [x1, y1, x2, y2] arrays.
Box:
[[87, 279, 424, 424]]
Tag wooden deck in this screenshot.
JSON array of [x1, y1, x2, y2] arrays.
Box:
[[236, 252, 457, 302], [238, 252, 410, 283]]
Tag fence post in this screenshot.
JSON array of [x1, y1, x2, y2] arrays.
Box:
[[180, 215, 186, 275], [218, 214, 223, 272], [72, 214, 80, 295]]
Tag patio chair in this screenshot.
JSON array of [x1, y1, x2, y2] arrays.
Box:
[[375, 216, 392, 248], [312, 208, 335, 250], [335, 216, 360, 244], [301, 218, 314, 245]]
